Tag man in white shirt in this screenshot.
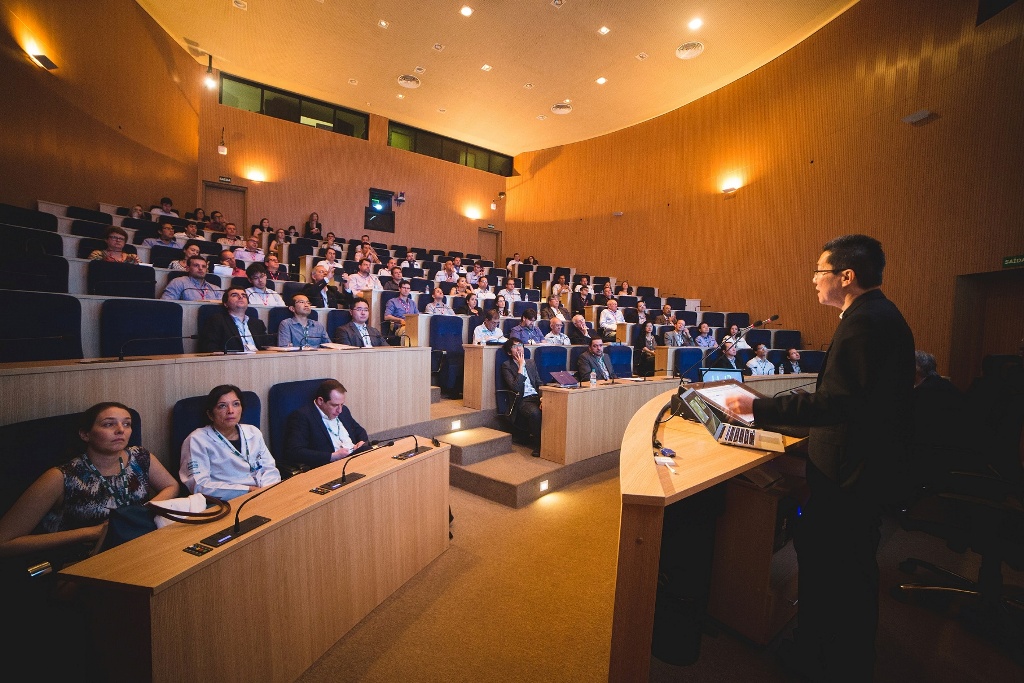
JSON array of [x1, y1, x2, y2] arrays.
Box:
[[346, 258, 383, 294], [400, 251, 418, 268], [506, 252, 523, 269], [378, 257, 398, 276], [599, 298, 625, 342], [153, 196, 179, 217], [282, 379, 369, 468], [425, 287, 455, 315], [502, 277, 522, 302], [244, 263, 285, 307], [233, 236, 265, 264], [174, 222, 200, 243], [475, 276, 495, 300], [435, 260, 458, 283], [746, 343, 776, 375], [544, 317, 571, 345], [473, 309, 506, 344]]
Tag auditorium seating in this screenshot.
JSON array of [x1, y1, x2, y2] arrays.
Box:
[[0, 203, 59, 231], [149, 245, 182, 268], [745, 329, 771, 348], [533, 345, 569, 383], [673, 348, 705, 382], [170, 391, 261, 488], [699, 311, 725, 327], [67, 206, 112, 224], [799, 350, 826, 373], [88, 260, 155, 298], [772, 330, 802, 350], [326, 309, 352, 338], [430, 315, 465, 397], [100, 298, 184, 359], [605, 345, 633, 378], [0, 254, 69, 293], [725, 312, 750, 329]]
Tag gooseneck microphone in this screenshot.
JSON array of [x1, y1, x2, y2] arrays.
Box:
[[200, 480, 282, 548], [232, 480, 283, 533], [340, 439, 391, 482]]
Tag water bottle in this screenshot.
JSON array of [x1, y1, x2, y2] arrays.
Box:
[[590, 370, 597, 388], [301, 324, 308, 348]]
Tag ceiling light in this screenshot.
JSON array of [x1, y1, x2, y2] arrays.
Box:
[[204, 54, 216, 89], [524, 83, 534, 89], [636, 52, 648, 61], [398, 74, 421, 88], [396, 93, 405, 99], [460, 6, 473, 17], [537, 115, 547, 120], [414, 66, 426, 74], [551, 0, 565, 7], [433, 43, 445, 51], [551, 102, 572, 115], [598, 26, 610, 35], [563, 99, 571, 103], [595, 77, 607, 84], [378, 19, 389, 28], [689, 18, 703, 30], [481, 64, 492, 71], [676, 41, 705, 59]]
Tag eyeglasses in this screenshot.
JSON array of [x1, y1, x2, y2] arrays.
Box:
[[813, 268, 841, 277]]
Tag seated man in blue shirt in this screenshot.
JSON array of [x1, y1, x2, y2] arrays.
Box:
[[277, 294, 330, 348], [500, 338, 542, 457], [510, 308, 545, 345], [283, 379, 369, 469], [142, 222, 180, 249], [384, 280, 419, 336]]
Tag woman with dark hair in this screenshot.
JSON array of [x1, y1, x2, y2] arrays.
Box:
[[494, 294, 511, 317], [179, 385, 280, 501], [0, 402, 178, 561], [616, 280, 632, 296], [258, 217, 271, 231], [169, 240, 202, 271], [457, 292, 482, 317], [634, 321, 657, 376], [89, 226, 139, 264], [722, 323, 751, 350], [304, 212, 322, 238]]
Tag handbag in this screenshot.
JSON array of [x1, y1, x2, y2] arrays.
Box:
[[101, 494, 231, 551]]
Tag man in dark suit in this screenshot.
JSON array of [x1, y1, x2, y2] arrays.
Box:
[[568, 315, 593, 346], [777, 347, 803, 374], [283, 379, 369, 468], [576, 336, 617, 384], [712, 341, 744, 371], [500, 338, 543, 457], [299, 264, 350, 309], [725, 234, 914, 681], [197, 287, 270, 352], [333, 298, 387, 347]]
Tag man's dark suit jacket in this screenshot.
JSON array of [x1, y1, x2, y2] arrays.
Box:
[[568, 323, 593, 346], [753, 289, 915, 494], [571, 293, 593, 314], [198, 309, 269, 352], [713, 354, 743, 371], [299, 281, 351, 309], [778, 359, 802, 374], [333, 321, 387, 347], [500, 359, 542, 421], [577, 350, 617, 383], [540, 304, 571, 320], [283, 402, 370, 468]]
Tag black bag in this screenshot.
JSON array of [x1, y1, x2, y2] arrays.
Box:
[[100, 504, 157, 550]]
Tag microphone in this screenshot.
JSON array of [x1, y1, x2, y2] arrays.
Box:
[[200, 480, 282, 548], [773, 379, 817, 397], [310, 439, 396, 493], [118, 333, 197, 361], [739, 314, 780, 334], [388, 434, 434, 460]]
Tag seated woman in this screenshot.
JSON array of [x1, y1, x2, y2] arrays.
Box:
[[616, 280, 632, 296], [89, 226, 139, 264], [192, 208, 207, 223], [454, 276, 472, 297], [127, 204, 146, 219], [268, 228, 290, 258], [634, 321, 657, 376], [179, 385, 281, 501], [257, 217, 271, 233], [722, 323, 752, 350], [494, 294, 511, 318], [169, 240, 203, 271], [304, 212, 322, 238], [0, 402, 178, 563], [457, 291, 482, 317]]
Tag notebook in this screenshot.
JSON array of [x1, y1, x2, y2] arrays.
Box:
[[549, 370, 580, 388], [678, 388, 785, 452]]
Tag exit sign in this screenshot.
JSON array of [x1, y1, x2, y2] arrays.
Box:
[[1003, 254, 1024, 269]]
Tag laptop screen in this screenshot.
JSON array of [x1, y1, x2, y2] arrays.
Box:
[[700, 367, 745, 383]]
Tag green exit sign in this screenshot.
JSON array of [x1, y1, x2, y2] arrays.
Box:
[[1004, 254, 1024, 269]]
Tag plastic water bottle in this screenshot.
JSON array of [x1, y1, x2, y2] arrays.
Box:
[[590, 371, 597, 388]]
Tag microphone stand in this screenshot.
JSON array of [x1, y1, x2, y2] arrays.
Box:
[[309, 439, 395, 493], [200, 481, 283, 548]]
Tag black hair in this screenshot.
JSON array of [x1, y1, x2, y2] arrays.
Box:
[[221, 287, 247, 306], [822, 234, 885, 289], [522, 308, 537, 320], [78, 401, 132, 435], [246, 262, 267, 278], [203, 385, 245, 423], [315, 379, 347, 401]]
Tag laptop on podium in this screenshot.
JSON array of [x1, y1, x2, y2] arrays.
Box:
[[678, 388, 785, 452]]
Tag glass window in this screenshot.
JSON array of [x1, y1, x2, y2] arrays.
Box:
[[389, 125, 414, 151], [301, 101, 334, 131], [221, 78, 261, 113], [467, 147, 490, 171], [263, 91, 300, 123], [418, 132, 443, 159], [336, 109, 367, 139], [386, 121, 512, 176], [490, 154, 513, 176]]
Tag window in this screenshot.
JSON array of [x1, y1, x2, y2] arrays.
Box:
[[219, 74, 369, 140], [387, 121, 513, 177]]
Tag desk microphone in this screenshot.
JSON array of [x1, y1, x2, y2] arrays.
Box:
[[118, 334, 198, 361], [340, 439, 392, 482], [773, 379, 818, 397], [387, 434, 435, 460], [200, 480, 282, 548]]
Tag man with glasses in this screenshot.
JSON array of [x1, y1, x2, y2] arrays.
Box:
[[244, 263, 284, 307], [384, 279, 418, 337], [277, 294, 330, 348], [197, 287, 269, 352], [333, 299, 387, 347], [725, 234, 914, 681], [161, 254, 221, 301]]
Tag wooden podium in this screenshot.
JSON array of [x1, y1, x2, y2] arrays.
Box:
[[608, 389, 805, 681]]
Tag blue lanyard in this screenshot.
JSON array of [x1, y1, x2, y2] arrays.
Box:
[[82, 454, 132, 508]]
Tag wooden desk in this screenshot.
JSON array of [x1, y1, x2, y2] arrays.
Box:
[[61, 438, 449, 683], [0, 346, 431, 467], [462, 343, 502, 410], [538, 377, 676, 464], [608, 390, 805, 681]]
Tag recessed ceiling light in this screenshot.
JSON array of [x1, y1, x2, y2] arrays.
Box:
[[398, 74, 421, 88], [481, 64, 492, 71], [378, 19, 389, 28], [563, 98, 571, 103], [348, 78, 358, 85], [524, 83, 534, 89], [396, 93, 405, 99], [689, 18, 703, 30], [551, 102, 573, 114], [414, 66, 426, 74], [595, 77, 607, 85], [598, 26, 610, 35], [433, 43, 445, 51], [551, 0, 564, 7], [460, 5, 473, 17], [537, 114, 547, 120], [636, 52, 648, 61]]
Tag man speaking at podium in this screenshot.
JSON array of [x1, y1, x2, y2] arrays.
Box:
[[725, 234, 914, 682]]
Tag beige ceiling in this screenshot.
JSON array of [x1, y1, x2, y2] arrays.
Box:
[[138, 0, 858, 157]]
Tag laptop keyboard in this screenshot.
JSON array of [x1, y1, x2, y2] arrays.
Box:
[[723, 425, 755, 446]]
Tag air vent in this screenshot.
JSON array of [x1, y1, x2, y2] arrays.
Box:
[[414, 66, 426, 74], [636, 52, 648, 61], [398, 74, 421, 89], [550, 103, 572, 115], [676, 41, 704, 59], [232, 0, 247, 10], [433, 43, 445, 51]]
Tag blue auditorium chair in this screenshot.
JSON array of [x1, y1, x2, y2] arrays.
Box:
[[665, 297, 688, 311], [622, 308, 639, 324], [70, 220, 109, 239], [737, 349, 754, 367], [287, 242, 315, 271], [171, 391, 261, 487], [617, 295, 638, 308], [195, 239, 222, 256], [465, 253, 481, 260], [0, 290, 82, 361], [87, 261, 155, 298], [606, 345, 633, 378], [402, 267, 424, 278], [678, 310, 698, 326], [131, 224, 160, 244], [745, 329, 772, 348], [438, 281, 456, 295], [522, 288, 541, 302], [569, 345, 588, 375], [269, 307, 317, 335], [725, 312, 750, 329], [537, 319, 550, 336], [0, 408, 142, 516], [700, 311, 725, 328], [100, 299, 184, 358], [655, 325, 672, 345], [477, 260, 494, 268], [280, 281, 305, 305], [641, 295, 661, 311], [766, 349, 785, 370], [0, 254, 68, 293], [0, 203, 58, 231], [554, 267, 571, 280], [66, 206, 112, 224], [715, 327, 731, 344], [430, 315, 466, 397], [121, 216, 155, 231], [673, 348, 705, 382], [411, 277, 431, 294], [534, 265, 552, 277], [326, 309, 352, 338], [501, 318, 518, 337], [772, 330, 802, 350], [512, 300, 538, 317], [533, 345, 569, 384], [4, 224, 63, 256], [800, 350, 826, 373], [635, 286, 657, 298], [488, 267, 508, 282], [149, 245, 182, 268], [266, 377, 333, 477]]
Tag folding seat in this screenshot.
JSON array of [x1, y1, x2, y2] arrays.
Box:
[[402, 267, 424, 278], [0, 290, 82, 361], [699, 311, 725, 328], [70, 220, 109, 239], [766, 349, 785, 369], [281, 281, 306, 305], [430, 315, 466, 397], [0, 254, 68, 293], [569, 346, 588, 374], [488, 267, 508, 282], [745, 329, 771, 348], [677, 310, 698, 326], [517, 264, 535, 276], [465, 253, 481, 260], [592, 276, 610, 287], [521, 288, 541, 302], [537, 319, 550, 336], [737, 349, 754, 366], [410, 277, 431, 293], [605, 345, 634, 378], [287, 242, 315, 271], [532, 272, 551, 288], [477, 260, 494, 268], [532, 345, 569, 383], [326, 309, 352, 338], [266, 377, 333, 477], [391, 245, 407, 255], [230, 276, 251, 289], [725, 312, 751, 329], [451, 295, 466, 312], [428, 249, 445, 257], [622, 308, 639, 324], [0, 203, 58, 231], [674, 348, 705, 382], [534, 265, 552, 277], [171, 392, 260, 487], [448, 251, 463, 258], [424, 262, 443, 279], [66, 206, 112, 224], [655, 325, 672, 345], [132, 224, 160, 244], [438, 281, 456, 295], [512, 300, 538, 317], [617, 295, 638, 308], [635, 286, 657, 297], [772, 330, 802, 350], [196, 240, 222, 256], [665, 297, 688, 311], [149, 245, 182, 268], [87, 261, 155, 298], [799, 350, 826, 373], [3, 223, 63, 255], [197, 303, 259, 335], [553, 267, 571, 279], [100, 298, 184, 358], [269, 307, 317, 335], [642, 296, 661, 311], [501, 318, 518, 337]]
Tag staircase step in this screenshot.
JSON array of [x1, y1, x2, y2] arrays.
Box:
[[437, 427, 513, 466], [430, 386, 441, 404]]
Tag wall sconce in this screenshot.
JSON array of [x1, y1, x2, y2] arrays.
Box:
[[217, 127, 227, 155], [491, 190, 506, 210], [205, 54, 217, 90], [490, 201, 497, 210], [29, 53, 58, 70], [395, 191, 406, 206], [722, 186, 738, 197]]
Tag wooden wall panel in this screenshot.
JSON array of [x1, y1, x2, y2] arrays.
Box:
[[196, 102, 507, 250], [504, 0, 1024, 373], [0, 0, 200, 210]]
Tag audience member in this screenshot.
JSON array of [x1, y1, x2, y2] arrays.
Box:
[[268, 228, 289, 258], [912, 350, 974, 476], [250, 226, 264, 245], [695, 322, 716, 349], [722, 323, 752, 350], [304, 212, 322, 238], [0, 402, 178, 564], [128, 204, 146, 219], [778, 348, 803, 374], [457, 292, 482, 317], [244, 263, 284, 307], [574, 276, 590, 293], [551, 274, 570, 298], [321, 232, 338, 253], [153, 197, 179, 217], [315, 247, 341, 283], [467, 263, 485, 285], [219, 250, 245, 277], [383, 266, 405, 291], [435, 260, 458, 283], [286, 225, 300, 239], [473, 309, 507, 344], [169, 241, 202, 271], [334, 299, 387, 347], [300, 264, 350, 309], [568, 315, 593, 345], [89, 226, 140, 264], [347, 258, 383, 294], [379, 257, 398, 277], [655, 304, 676, 325], [208, 210, 226, 229], [452, 257, 467, 274], [475, 276, 495, 300], [494, 294, 511, 318], [277, 294, 330, 348], [616, 280, 633, 296], [384, 280, 417, 336], [233, 236, 265, 264], [595, 283, 615, 305], [500, 338, 542, 457], [506, 252, 523, 269], [502, 277, 522, 302], [713, 341, 743, 370], [571, 285, 593, 314], [636, 301, 648, 326], [174, 222, 200, 243], [545, 318, 571, 345], [425, 287, 455, 315], [577, 336, 617, 383], [179, 385, 281, 501], [140, 222, 178, 249], [746, 343, 775, 375], [511, 308, 544, 345], [217, 223, 244, 248], [192, 208, 207, 223], [400, 251, 418, 269], [161, 255, 220, 301], [634, 321, 657, 376], [541, 294, 570, 322], [198, 288, 269, 352], [524, 256, 537, 266], [353, 237, 380, 264], [664, 319, 693, 347], [283, 379, 369, 469], [264, 254, 286, 281], [257, 217, 271, 233], [599, 298, 625, 342]]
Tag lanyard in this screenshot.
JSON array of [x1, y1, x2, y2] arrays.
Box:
[[251, 289, 271, 305], [190, 277, 209, 300], [82, 453, 132, 508], [210, 427, 258, 473]]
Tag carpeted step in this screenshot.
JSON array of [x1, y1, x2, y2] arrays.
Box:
[[437, 427, 513, 465]]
